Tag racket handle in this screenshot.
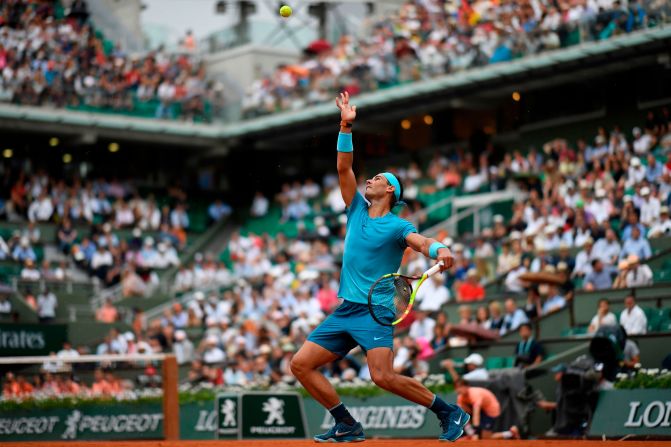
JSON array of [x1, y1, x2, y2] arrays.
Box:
[[425, 261, 444, 277]]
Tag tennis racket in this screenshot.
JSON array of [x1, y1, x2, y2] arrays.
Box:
[[367, 261, 444, 326]]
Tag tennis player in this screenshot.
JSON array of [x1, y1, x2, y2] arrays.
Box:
[[290, 92, 469, 442]]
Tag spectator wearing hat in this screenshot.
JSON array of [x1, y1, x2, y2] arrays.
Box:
[[457, 269, 485, 302], [612, 259, 630, 288], [627, 157, 646, 186], [620, 226, 652, 260], [624, 255, 653, 288], [593, 229, 621, 266], [442, 353, 489, 384], [496, 241, 519, 275], [587, 188, 612, 225], [514, 323, 544, 368], [619, 295, 647, 335], [174, 330, 194, 365], [583, 259, 614, 291], [649, 206, 671, 237], [588, 299, 617, 334]]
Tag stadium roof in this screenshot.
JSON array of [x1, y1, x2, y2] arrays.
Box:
[[0, 26, 670, 146]]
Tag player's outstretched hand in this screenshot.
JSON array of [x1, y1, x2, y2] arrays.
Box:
[[336, 91, 356, 122], [437, 247, 454, 271]]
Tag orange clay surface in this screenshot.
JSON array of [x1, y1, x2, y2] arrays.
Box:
[[3, 441, 670, 447]]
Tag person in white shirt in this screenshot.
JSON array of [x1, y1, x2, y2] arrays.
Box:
[[91, 245, 113, 280], [586, 189, 612, 224], [442, 353, 489, 383], [173, 330, 194, 365], [27, 192, 54, 222], [588, 299, 617, 333], [250, 192, 269, 217], [632, 127, 653, 155], [624, 255, 653, 288], [627, 157, 646, 187], [648, 206, 671, 238], [409, 311, 436, 342], [619, 295, 647, 335], [201, 336, 225, 364], [37, 289, 57, 323], [573, 237, 595, 277], [416, 274, 451, 311], [639, 187, 661, 227], [20, 259, 41, 281]]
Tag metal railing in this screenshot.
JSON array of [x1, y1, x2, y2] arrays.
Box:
[[11, 278, 100, 295]]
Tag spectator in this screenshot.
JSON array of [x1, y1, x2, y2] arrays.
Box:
[[250, 192, 269, 217], [37, 289, 57, 323], [593, 229, 621, 266], [0, 295, 12, 321], [27, 192, 53, 222], [583, 259, 614, 291], [409, 311, 436, 342], [542, 285, 566, 315], [624, 255, 653, 288], [588, 299, 617, 333], [95, 299, 119, 323], [573, 238, 596, 277], [619, 295, 647, 335], [648, 206, 671, 238], [457, 269, 485, 302], [173, 330, 194, 365], [416, 273, 450, 311], [20, 259, 41, 281], [622, 339, 641, 369], [620, 225, 652, 260], [208, 199, 232, 222], [57, 219, 78, 255], [639, 186, 661, 227], [12, 238, 36, 263], [486, 301, 504, 332], [514, 323, 543, 368], [501, 298, 529, 335], [201, 336, 225, 364], [442, 353, 489, 383]]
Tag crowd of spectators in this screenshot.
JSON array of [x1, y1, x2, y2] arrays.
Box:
[[0, 0, 223, 121], [1, 167, 198, 295], [242, 0, 665, 118]]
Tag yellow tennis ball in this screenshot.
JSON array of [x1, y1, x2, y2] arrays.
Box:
[[279, 5, 292, 17]]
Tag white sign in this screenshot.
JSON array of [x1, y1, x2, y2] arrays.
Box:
[[624, 401, 671, 428]]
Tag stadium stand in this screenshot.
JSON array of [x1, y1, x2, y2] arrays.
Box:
[[1, 0, 671, 440]]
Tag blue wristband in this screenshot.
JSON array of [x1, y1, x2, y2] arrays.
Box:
[[429, 242, 447, 259], [337, 132, 353, 152]]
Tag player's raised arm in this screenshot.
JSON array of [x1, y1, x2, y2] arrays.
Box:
[[335, 92, 357, 207], [406, 232, 454, 271]]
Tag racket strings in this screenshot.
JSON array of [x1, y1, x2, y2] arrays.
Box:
[[370, 275, 413, 324]]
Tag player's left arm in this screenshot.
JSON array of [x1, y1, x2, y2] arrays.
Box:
[[406, 233, 454, 271]]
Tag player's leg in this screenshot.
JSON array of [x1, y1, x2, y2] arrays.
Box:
[[290, 341, 341, 408], [366, 347, 469, 442], [293, 307, 365, 443]]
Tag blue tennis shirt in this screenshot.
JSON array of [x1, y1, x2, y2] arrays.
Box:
[[338, 191, 417, 305]]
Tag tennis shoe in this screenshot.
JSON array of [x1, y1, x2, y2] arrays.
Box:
[[314, 421, 365, 443], [438, 406, 470, 442]]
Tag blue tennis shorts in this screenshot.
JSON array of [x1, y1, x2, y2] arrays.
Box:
[[307, 300, 394, 357]]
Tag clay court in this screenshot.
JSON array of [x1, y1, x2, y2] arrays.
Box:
[[4, 441, 669, 447]]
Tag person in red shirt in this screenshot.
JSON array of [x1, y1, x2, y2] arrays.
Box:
[[317, 276, 339, 314], [457, 268, 485, 302]]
